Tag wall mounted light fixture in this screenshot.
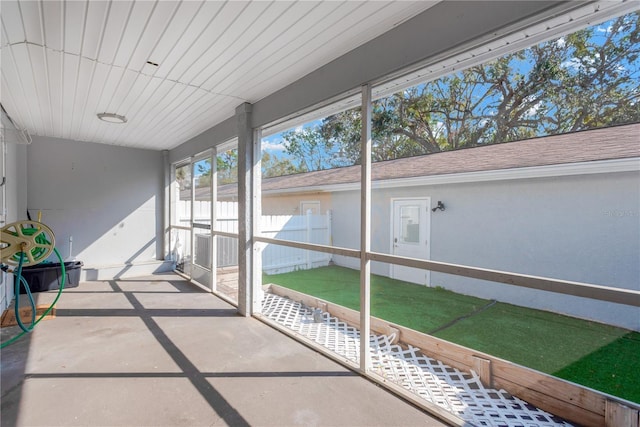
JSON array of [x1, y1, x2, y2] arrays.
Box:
[[432, 201, 445, 212]]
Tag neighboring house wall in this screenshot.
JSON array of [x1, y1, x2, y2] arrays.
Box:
[[331, 169, 640, 330], [261, 192, 331, 215], [27, 136, 171, 280], [218, 191, 332, 215]]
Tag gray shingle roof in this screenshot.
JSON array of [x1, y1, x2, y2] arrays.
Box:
[[215, 123, 639, 197]]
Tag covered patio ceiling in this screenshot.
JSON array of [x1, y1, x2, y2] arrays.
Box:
[[1, 1, 636, 152], [0, 0, 437, 150]]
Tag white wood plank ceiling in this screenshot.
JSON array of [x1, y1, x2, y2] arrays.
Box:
[[0, 0, 438, 150]]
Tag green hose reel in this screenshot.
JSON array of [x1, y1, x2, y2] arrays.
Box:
[[1, 220, 64, 348], [1, 220, 56, 266]]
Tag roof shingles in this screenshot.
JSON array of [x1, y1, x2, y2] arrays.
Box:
[[218, 123, 640, 196]]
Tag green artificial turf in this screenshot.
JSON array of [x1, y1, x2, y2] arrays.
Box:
[[263, 265, 640, 403], [553, 332, 640, 403], [264, 265, 489, 332], [433, 303, 640, 403]]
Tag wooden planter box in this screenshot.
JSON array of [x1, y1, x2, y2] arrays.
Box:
[[265, 284, 640, 427]]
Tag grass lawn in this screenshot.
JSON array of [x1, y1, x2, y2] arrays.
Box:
[[264, 265, 640, 403]]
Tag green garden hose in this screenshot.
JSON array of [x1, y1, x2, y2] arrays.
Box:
[[14, 252, 36, 333], [1, 225, 66, 348]]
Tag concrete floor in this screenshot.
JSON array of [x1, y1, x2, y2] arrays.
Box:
[[1, 273, 447, 426]]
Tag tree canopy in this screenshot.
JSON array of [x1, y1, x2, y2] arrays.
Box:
[[270, 12, 639, 172]]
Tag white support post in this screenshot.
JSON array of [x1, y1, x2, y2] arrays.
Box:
[[306, 209, 312, 269], [189, 156, 195, 278], [237, 102, 253, 316], [211, 147, 217, 293], [162, 150, 170, 261], [252, 128, 263, 314], [360, 83, 372, 373], [326, 209, 332, 265]]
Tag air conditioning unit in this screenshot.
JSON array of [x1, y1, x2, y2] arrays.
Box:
[[194, 233, 211, 269]]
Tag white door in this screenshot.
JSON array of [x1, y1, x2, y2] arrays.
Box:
[[191, 155, 214, 291], [300, 201, 320, 215], [391, 198, 430, 285]]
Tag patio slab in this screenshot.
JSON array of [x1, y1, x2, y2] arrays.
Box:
[[1, 273, 446, 427]]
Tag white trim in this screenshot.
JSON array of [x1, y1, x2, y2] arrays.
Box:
[[261, 158, 640, 196]]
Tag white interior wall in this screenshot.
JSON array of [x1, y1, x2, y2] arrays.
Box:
[[331, 170, 640, 330], [27, 136, 170, 280], [0, 141, 27, 312], [5, 143, 28, 223]]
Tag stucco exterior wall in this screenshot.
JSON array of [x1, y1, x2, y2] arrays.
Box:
[[27, 136, 170, 279], [331, 170, 640, 330], [261, 192, 332, 216]]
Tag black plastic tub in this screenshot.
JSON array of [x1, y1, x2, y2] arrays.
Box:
[[19, 261, 83, 293]]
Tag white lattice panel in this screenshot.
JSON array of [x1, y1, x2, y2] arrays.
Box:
[[262, 293, 573, 427]]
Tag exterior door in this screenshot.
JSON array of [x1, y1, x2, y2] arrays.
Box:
[[172, 163, 192, 277], [300, 201, 320, 215], [391, 198, 430, 285], [191, 155, 213, 290]]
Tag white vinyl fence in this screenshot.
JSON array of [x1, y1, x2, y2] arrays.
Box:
[[173, 200, 332, 274], [261, 210, 333, 274]]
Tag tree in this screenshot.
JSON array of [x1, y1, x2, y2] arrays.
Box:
[[320, 108, 362, 165], [281, 126, 341, 172], [545, 13, 640, 132], [217, 149, 238, 185], [175, 164, 190, 191], [261, 151, 300, 177], [319, 12, 640, 165], [195, 159, 211, 188]]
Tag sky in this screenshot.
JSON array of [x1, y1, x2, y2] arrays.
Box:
[[259, 15, 636, 170], [261, 121, 321, 161]]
